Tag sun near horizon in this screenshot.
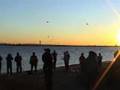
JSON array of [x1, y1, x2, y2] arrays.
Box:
[[0, 0, 120, 46]]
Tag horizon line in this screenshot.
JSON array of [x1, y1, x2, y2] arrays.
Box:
[[0, 43, 119, 47]]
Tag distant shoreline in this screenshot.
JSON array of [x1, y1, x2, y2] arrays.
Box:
[[0, 44, 119, 47]]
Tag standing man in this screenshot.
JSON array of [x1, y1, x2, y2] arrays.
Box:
[[52, 50, 57, 71], [63, 51, 70, 72], [30, 52, 38, 72], [79, 53, 86, 72], [6, 53, 13, 75], [86, 51, 98, 88], [0, 55, 3, 73], [15, 52, 22, 73], [42, 48, 53, 90]]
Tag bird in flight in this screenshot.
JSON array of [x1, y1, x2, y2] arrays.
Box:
[[46, 21, 49, 23], [86, 22, 88, 25]]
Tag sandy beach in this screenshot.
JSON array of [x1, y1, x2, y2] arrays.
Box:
[[0, 61, 119, 90]]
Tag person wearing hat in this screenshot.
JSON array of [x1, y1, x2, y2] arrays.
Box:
[[42, 48, 53, 90]]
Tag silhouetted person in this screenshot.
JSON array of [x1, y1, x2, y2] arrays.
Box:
[[30, 52, 38, 72], [6, 54, 13, 75], [97, 53, 102, 70], [42, 48, 53, 90], [0, 55, 2, 73], [52, 50, 57, 71], [63, 51, 70, 72], [85, 51, 98, 89], [15, 52, 22, 73], [79, 53, 86, 72]]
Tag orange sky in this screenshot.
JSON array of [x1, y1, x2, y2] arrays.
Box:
[[1, 0, 120, 45]]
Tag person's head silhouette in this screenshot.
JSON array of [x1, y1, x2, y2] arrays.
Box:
[[32, 52, 35, 56], [44, 48, 50, 53], [17, 52, 19, 56]]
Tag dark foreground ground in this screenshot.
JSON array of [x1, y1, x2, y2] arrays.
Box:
[[0, 62, 119, 90]]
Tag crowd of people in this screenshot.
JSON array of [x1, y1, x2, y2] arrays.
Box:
[[0, 49, 71, 74], [79, 51, 102, 74], [0, 48, 103, 90], [79, 51, 103, 88], [0, 52, 39, 75]]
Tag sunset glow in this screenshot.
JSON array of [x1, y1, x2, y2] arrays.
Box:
[[0, 0, 120, 45], [117, 30, 120, 45]]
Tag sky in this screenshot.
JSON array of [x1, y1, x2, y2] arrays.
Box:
[[0, 0, 120, 45]]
